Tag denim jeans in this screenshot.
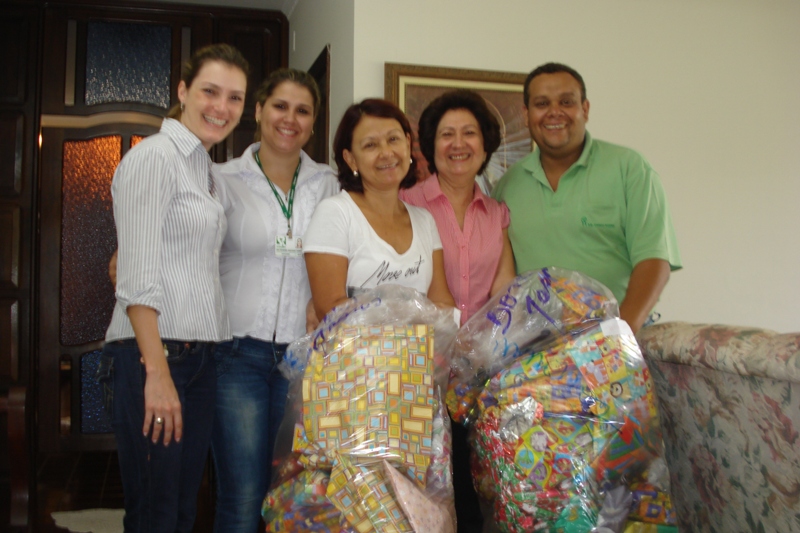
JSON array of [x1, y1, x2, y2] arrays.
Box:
[[103, 339, 217, 533], [211, 337, 289, 533]]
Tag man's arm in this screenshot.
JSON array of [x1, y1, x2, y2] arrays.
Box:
[[619, 258, 670, 334]]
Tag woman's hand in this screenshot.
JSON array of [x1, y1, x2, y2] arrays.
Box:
[[127, 305, 183, 445], [427, 249, 457, 309], [143, 359, 183, 446], [305, 298, 320, 333], [109, 250, 118, 288], [489, 229, 517, 297]]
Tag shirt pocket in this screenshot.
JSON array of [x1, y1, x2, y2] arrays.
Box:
[[579, 204, 620, 231]]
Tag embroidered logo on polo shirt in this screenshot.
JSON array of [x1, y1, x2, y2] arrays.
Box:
[[581, 217, 615, 228]]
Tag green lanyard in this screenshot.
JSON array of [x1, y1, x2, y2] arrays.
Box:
[[254, 151, 301, 237]]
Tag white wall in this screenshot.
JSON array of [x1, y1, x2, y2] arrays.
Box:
[[283, 0, 799, 332], [342, 0, 800, 332], [288, 0, 355, 160]]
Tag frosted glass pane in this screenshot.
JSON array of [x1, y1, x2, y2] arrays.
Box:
[[85, 21, 171, 108], [60, 136, 120, 346]]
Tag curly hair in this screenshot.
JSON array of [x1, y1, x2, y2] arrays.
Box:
[[333, 99, 418, 192], [417, 89, 501, 177]]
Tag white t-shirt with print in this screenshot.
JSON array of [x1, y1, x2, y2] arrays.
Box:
[[303, 191, 442, 297]]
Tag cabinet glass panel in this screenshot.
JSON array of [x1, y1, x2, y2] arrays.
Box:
[[86, 21, 171, 108], [60, 136, 119, 346], [81, 349, 113, 433]]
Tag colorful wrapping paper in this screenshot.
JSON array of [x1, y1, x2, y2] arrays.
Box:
[[447, 267, 619, 424], [468, 320, 665, 532], [265, 292, 457, 533], [383, 460, 454, 533], [299, 324, 436, 486], [628, 481, 677, 525], [326, 453, 413, 533]]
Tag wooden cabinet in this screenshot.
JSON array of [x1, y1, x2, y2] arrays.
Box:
[[1, 2, 288, 524], [0, 5, 40, 529]]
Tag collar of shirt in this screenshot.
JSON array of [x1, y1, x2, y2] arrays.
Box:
[[525, 130, 595, 187], [420, 173, 489, 213], [242, 143, 326, 188], [161, 118, 210, 161]]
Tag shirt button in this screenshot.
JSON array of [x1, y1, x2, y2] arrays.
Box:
[[460, 304, 466, 309]]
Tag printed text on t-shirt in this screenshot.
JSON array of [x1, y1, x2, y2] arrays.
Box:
[[362, 255, 424, 287]]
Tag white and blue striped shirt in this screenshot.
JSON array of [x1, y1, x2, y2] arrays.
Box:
[[105, 118, 231, 342]]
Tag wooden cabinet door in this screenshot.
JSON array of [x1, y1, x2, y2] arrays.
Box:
[[35, 1, 287, 453]]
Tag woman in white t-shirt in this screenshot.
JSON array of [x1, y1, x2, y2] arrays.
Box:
[[304, 99, 455, 318]]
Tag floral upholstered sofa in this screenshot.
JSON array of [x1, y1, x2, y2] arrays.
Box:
[[636, 322, 800, 533]]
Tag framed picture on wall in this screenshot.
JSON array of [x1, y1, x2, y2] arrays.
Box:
[[384, 62, 531, 192]]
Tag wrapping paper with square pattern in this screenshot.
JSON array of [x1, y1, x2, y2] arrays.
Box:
[[299, 324, 436, 485]]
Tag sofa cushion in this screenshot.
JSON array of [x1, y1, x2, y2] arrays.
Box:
[[637, 321, 800, 533], [637, 321, 800, 384]]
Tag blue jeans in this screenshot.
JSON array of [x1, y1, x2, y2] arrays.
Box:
[[103, 339, 217, 533], [211, 337, 289, 533]]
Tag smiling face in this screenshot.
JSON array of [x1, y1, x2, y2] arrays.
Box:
[[178, 60, 247, 150], [256, 81, 316, 157], [525, 71, 590, 163], [343, 115, 412, 193], [433, 108, 487, 186]]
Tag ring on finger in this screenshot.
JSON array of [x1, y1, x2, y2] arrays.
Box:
[[155, 417, 164, 425]]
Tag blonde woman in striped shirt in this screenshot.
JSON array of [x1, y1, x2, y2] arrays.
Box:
[[102, 44, 248, 533]]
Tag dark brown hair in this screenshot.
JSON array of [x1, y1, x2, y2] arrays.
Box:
[[417, 89, 501, 176], [523, 62, 586, 107], [253, 68, 322, 141], [333, 99, 417, 192]]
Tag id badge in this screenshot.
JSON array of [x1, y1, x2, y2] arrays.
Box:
[[275, 234, 303, 258]]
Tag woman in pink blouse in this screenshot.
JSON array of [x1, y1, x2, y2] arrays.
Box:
[[401, 89, 515, 325], [400, 89, 516, 533]]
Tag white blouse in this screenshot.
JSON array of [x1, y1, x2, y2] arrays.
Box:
[[213, 144, 339, 343]]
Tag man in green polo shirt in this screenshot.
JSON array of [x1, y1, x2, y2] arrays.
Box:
[[493, 62, 682, 333]]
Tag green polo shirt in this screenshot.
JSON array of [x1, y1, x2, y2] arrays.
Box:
[[492, 132, 682, 304]]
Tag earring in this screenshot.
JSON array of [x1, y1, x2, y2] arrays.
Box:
[[311, 128, 315, 135], [180, 102, 185, 112], [409, 158, 413, 164], [353, 170, 359, 177]]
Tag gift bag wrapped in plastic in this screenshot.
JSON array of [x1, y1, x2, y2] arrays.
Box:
[[446, 268, 618, 425], [263, 285, 458, 533], [446, 268, 674, 533]]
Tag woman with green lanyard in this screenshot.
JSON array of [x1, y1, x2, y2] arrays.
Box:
[[210, 68, 338, 533]]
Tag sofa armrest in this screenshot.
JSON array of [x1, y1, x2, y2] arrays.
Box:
[[636, 321, 800, 384]]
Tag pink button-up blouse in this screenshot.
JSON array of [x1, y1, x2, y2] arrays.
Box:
[[401, 174, 509, 324]]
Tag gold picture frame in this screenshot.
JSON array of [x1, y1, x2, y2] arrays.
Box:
[[384, 62, 531, 190]]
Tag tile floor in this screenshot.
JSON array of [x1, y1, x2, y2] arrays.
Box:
[[33, 451, 216, 532]]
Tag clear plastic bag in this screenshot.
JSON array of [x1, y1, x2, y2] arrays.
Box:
[[446, 268, 669, 533], [447, 267, 618, 425], [264, 286, 458, 533]]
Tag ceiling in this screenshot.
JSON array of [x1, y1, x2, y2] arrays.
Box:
[[141, 0, 299, 17]]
